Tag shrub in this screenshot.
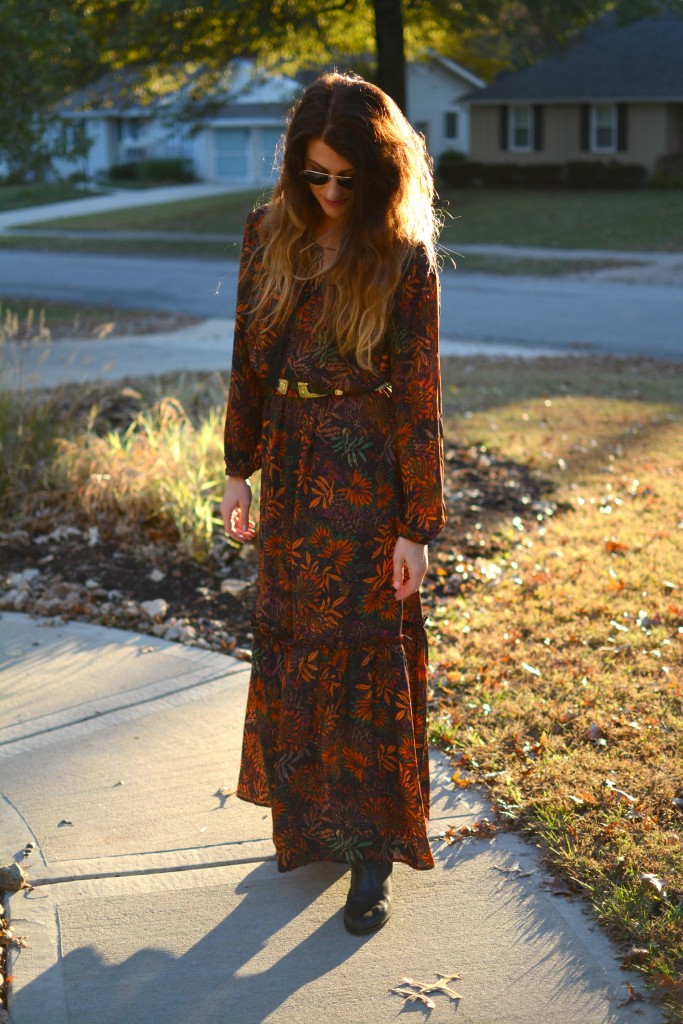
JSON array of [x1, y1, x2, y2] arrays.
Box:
[[108, 157, 196, 183], [109, 161, 140, 181], [437, 151, 478, 187], [137, 158, 195, 182], [651, 151, 683, 189], [565, 160, 647, 189]]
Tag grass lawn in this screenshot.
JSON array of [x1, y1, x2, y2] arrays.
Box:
[[433, 353, 683, 1012], [14, 185, 683, 251], [0, 182, 105, 212], [437, 187, 683, 251], [18, 187, 265, 234]]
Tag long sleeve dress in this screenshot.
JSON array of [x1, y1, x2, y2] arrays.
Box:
[[223, 206, 447, 873]]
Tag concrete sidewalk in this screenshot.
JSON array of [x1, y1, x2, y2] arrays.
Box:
[[0, 611, 663, 1023], [2, 318, 592, 393]]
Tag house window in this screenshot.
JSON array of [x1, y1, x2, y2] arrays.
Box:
[[444, 111, 459, 140], [118, 118, 142, 142], [509, 105, 533, 152], [591, 104, 616, 152]]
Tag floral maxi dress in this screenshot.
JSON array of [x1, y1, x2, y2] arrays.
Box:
[[223, 207, 447, 872]]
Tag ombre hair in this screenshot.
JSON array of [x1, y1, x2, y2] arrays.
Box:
[[247, 71, 440, 371]]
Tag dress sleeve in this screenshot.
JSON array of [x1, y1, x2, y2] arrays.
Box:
[[223, 210, 265, 478], [389, 247, 448, 545]]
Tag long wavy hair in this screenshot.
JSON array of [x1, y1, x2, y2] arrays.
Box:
[[248, 72, 440, 370]]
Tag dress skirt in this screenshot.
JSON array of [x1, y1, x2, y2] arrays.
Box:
[[224, 207, 447, 873]]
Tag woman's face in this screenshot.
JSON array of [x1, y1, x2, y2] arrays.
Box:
[[303, 137, 355, 224]]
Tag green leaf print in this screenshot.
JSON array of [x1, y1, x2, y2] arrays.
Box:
[[330, 428, 374, 467]]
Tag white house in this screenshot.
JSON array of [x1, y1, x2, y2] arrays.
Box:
[[406, 51, 486, 163], [53, 55, 485, 185]]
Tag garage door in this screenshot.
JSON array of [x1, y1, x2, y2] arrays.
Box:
[[214, 128, 249, 180]]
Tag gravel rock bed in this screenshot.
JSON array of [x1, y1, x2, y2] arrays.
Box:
[[0, 443, 564, 656]]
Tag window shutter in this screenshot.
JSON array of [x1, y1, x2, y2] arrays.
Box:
[[533, 105, 544, 151], [580, 104, 590, 151], [617, 104, 628, 152], [499, 105, 509, 151]]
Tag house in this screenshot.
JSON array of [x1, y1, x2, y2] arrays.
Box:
[[405, 51, 486, 164], [463, 15, 683, 174], [54, 61, 301, 185], [53, 53, 485, 186]]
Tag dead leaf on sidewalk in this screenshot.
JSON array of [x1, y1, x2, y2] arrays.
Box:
[[390, 987, 436, 1010], [390, 971, 463, 1009], [215, 786, 236, 808], [493, 862, 536, 878], [539, 875, 576, 896], [616, 981, 643, 1006]]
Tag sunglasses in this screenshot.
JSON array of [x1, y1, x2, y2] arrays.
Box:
[[300, 169, 355, 191]]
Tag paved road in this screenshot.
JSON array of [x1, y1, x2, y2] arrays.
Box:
[[3, 249, 682, 359]]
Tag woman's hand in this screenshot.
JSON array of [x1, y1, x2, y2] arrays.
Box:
[[392, 536, 428, 600], [220, 476, 256, 542]]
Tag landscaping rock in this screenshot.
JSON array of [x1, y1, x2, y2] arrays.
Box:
[[140, 598, 169, 621]]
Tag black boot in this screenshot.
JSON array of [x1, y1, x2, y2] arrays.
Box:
[[343, 860, 392, 935]]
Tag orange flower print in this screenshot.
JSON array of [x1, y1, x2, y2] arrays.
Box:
[[338, 469, 373, 507]]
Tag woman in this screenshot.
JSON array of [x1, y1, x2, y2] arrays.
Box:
[[220, 71, 447, 935]]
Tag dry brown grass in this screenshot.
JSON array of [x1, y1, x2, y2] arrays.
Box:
[[431, 354, 683, 1014]]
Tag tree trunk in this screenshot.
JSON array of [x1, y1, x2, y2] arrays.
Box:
[[372, 0, 406, 112]]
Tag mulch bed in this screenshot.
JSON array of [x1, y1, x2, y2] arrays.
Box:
[[0, 443, 565, 660]]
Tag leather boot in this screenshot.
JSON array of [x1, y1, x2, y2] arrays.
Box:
[[343, 860, 393, 935]]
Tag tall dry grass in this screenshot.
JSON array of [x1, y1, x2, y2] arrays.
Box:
[[52, 396, 230, 561]]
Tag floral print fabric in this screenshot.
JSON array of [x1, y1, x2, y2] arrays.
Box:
[[224, 207, 447, 871]]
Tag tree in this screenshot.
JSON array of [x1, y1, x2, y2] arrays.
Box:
[[0, 0, 97, 179], [4, 0, 679, 180]]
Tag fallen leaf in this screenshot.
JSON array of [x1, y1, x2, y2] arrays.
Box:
[[493, 862, 536, 877], [57, 819, 73, 827], [605, 540, 629, 553], [215, 786, 236, 808], [651, 973, 683, 1004], [390, 987, 436, 1010], [539, 875, 575, 896], [568, 791, 598, 806], [451, 770, 475, 788], [639, 872, 668, 897], [620, 947, 649, 968], [438, 818, 500, 844], [616, 981, 643, 1006]]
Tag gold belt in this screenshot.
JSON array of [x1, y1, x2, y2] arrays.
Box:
[[275, 378, 392, 399]]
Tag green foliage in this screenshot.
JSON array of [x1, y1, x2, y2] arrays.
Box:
[[437, 155, 649, 190], [4, 0, 681, 180], [651, 150, 683, 189], [109, 157, 195, 182], [0, 0, 97, 179]]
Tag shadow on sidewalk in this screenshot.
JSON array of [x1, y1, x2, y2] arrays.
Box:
[[12, 860, 370, 1024]]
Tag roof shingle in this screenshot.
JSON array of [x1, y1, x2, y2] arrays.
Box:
[[465, 15, 683, 103]]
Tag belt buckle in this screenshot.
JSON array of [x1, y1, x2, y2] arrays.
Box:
[[276, 378, 288, 395], [297, 381, 327, 399]]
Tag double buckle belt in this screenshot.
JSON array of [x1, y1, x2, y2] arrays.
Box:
[[275, 378, 392, 399]]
